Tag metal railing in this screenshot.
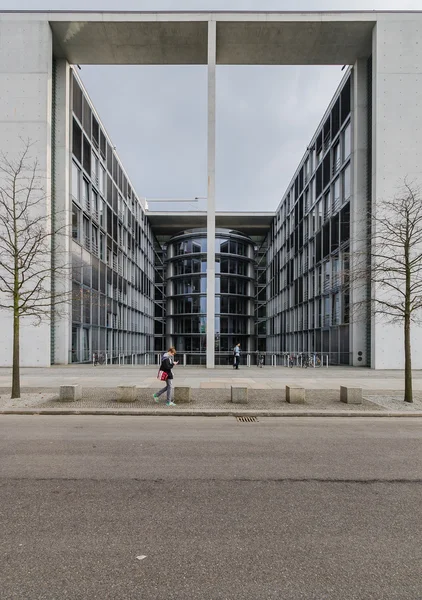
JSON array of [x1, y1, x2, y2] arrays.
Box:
[[70, 351, 352, 368]]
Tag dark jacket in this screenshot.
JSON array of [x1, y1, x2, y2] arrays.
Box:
[[160, 352, 175, 380]]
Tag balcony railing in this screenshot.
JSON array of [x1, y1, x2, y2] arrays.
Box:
[[323, 133, 331, 152], [332, 158, 341, 175], [332, 197, 341, 214]]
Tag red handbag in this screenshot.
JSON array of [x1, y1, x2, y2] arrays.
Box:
[[157, 370, 169, 381]]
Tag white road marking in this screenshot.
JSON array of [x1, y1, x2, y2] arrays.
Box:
[[136, 555, 147, 561]]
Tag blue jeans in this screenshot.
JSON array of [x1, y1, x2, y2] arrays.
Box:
[[156, 378, 174, 403]]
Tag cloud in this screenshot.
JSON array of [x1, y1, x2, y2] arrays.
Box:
[[5, 0, 422, 212], [80, 62, 344, 213]]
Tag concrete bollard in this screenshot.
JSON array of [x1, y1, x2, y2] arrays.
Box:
[[174, 386, 191, 404], [340, 386, 362, 404], [286, 385, 306, 404], [59, 385, 82, 402], [231, 384, 248, 404], [117, 385, 137, 403]]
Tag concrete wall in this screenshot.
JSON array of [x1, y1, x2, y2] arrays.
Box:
[[350, 58, 370, 367], [0, 20, 53, 367], [51, 59, 71, 364], [372, 18, 422, 369]]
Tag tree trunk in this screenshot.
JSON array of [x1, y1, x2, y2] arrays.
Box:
[[404, 312, 413, 403], [11, 309, 20, 399]]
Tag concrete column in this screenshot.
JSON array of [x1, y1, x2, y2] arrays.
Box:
[[206, 19, 216, 369], [0, 21, 53, 367], [52, 59, 72, 364], [350, 58, 369, 367], [372, 19, 422, 368]]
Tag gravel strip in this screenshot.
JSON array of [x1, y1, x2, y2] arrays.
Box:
[[364, 395, 422, 411], [0, 388, 383, 412], [0, 392, 57, 410]]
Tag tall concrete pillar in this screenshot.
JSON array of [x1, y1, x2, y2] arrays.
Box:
[[52, 59, 72, 364], [371, 18, 422, 368], [350, 58, 369, 367], [0, 20, 53, 367], [206, 19, 216, 369]]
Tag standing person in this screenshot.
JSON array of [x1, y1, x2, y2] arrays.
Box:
[[233, 343, 241, 370], [153, 347, 179, 406]]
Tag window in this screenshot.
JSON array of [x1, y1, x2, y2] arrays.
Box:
[[92, 191, 98, 221], [92, 116, 99, 147], [83, 135, 91, 174], [333, 178, 340, 208], [91, 151, 99, 185], [82, 179, 90, 212], [343, 164, 351, 201], [83, 97, 92, 137], [343, 124, 351, 160], [304, 159, 310, 183], [83, 217, 90, 251], [92, 226, 98, 255], [100, 233, 105, 261], [99, 199, 105, 229], [323, 191, 331, 220], [72, 163, 80, 202], [72, 77, 83, 121], [99, 166, 106, 196], [72, 203, 80, 241], [333, 143, 340, 173]]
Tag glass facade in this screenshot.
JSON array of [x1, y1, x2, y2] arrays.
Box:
[[166, 229, 255, 365], [70, 71, 157, 363], [266, 74, 353, 364], [66, 67, 360, 367]]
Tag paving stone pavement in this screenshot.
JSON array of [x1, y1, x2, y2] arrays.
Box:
[[1, 364, 422, 391], [0, 366, 421, 414]]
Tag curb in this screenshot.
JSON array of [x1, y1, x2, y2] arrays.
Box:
[[1, 408, 422, 417]]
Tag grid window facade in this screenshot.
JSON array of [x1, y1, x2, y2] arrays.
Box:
[[266, 75, 353, 365], [70, 71, 158, 364]]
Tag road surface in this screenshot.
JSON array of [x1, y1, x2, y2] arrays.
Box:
[[1, 416, 421, 599]]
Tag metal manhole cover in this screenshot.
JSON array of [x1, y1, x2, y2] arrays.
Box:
[[236, 416, 258, 423]]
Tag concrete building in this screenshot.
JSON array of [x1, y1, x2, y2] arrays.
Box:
[[1, 10, 422, 369]]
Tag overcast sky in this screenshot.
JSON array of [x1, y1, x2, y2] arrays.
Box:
[[2, 0, 422, 212]]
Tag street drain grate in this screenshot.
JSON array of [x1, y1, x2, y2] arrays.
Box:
[[236, 416, 258, 423]]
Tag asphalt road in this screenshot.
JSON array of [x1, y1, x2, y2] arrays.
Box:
[[1, 416, 421, 600]]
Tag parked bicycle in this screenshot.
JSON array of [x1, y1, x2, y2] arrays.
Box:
[[287, 353, 322, 368], [93, 352, 105, 366]]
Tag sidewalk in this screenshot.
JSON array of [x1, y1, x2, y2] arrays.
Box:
[[1, 368, 422, 416], [1, 364, 422, 390]]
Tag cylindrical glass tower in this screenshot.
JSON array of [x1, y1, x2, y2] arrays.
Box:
[[166, 229, 255, 365]]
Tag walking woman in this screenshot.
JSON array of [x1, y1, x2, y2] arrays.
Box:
[[153, 347, 179, 406]]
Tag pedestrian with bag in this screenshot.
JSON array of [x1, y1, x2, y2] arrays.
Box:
[[153, 347, 178, 406]]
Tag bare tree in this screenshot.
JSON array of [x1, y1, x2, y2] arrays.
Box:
[[0, 140, 70, 399], [352, 180, 422, 403]]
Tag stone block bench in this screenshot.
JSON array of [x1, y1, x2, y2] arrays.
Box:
[[286, 385, 306, 404], [231, 384, 248, 404], [174, 386, 191, 404], [340, 386, 362, 405], [59, 385, 82, 402], [117, 385, 137, 403]]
